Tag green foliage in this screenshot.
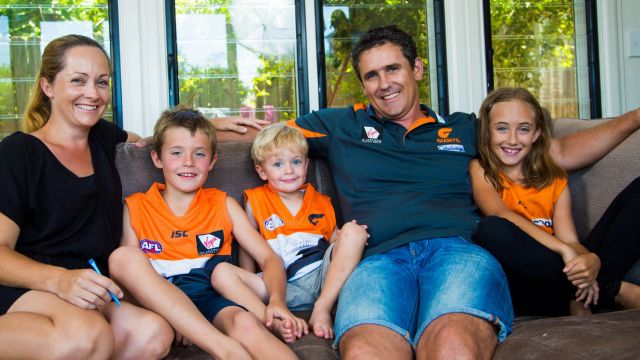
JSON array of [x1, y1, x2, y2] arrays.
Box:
[[0, 1, 110, 137], [2, 0, 109, 40], [489, 0, 576, 98], [253, 55, 296, 120]]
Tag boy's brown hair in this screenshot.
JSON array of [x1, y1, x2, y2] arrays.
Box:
[[152, 105, 217, 157]]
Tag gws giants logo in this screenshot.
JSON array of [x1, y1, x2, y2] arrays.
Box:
[[196, 230, 224, 256], [436, 127, 465, 153], [361, 126, 382, 144], [437, 128, 461, 143], [140, 239, 162, 254], [264, 214, 285, 231], [308, 213, 325, 226]]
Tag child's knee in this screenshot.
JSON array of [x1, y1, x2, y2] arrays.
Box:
[[109, 246, 144, 278], [227, 310, 264, 338], [211, 262, 235, 284]]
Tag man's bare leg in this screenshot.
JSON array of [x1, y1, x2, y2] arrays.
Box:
[[339, 324, 412, 360], [416, 313, 497, 360]]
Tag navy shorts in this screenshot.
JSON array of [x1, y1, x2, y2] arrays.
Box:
[[169, 256, 242, 321]]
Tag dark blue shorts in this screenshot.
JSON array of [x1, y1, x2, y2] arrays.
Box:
[[169, 256, 242, 321]]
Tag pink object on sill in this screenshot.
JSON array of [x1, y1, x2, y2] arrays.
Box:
[[240, 106, 254, 118], [264, 105, 275, 123]]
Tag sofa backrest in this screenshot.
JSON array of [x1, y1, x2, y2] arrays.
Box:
[[116, 118, 639, 242], [551, 118, 640, 240], [116, 141, 341, 220]]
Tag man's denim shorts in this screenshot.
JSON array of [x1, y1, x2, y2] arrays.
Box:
[[333, 237, 513, 349]]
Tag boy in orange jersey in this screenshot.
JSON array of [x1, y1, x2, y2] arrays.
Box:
[[108, 107, 300, 360], [211, 124, 369, 342]]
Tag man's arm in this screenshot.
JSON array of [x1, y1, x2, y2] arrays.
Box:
[[550, 108, 640, 171]]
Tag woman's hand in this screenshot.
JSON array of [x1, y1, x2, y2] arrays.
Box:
[[55, 269, 123, 310]]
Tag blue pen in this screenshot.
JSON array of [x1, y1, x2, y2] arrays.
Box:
[[88, 258, 121, 307]]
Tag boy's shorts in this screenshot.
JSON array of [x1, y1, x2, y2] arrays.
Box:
[[168, 256, 242, 321], [333, 237, 513, 350], [286, 243, 335, 311]]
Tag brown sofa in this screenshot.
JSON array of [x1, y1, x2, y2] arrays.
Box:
[[115, 117, 640, 359]]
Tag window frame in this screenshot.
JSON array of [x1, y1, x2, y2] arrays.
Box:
[[481, 0, 601, 119], [164, 0, 310, 116], [164, 0, 448, 118], [0, 1, 121, 134], [314, 0, 448, 114]]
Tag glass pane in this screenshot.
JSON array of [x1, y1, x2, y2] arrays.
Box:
[[489, 0, 590, 118], [174, 0, 298, 123], [0, 1, 112, 139], [322, 0, 438, 111]]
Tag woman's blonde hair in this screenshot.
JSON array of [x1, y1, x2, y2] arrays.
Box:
[[23, 34, 111, 133], [477, 87, 566, 191], [251, 123, 308, 165]]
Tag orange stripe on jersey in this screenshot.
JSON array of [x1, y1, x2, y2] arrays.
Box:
[[285, 119, 327, 138], [353, 103, 366, 111], [405, 116, 436, 135]]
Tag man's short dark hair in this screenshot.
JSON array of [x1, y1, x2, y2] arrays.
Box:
[[351, 25, 418, 81]]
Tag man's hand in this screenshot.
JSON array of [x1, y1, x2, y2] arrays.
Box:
[[212, 117, 271, 133]]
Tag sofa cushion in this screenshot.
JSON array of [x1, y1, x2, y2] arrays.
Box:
[[493, 309, 640, 359]]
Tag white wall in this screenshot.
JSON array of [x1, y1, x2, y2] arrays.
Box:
[[117, 0, 638, 133], [118, 0, 168, 136], [443, 1, 487, 115], [596, 0, 640, 117], [619, 0, 640, 112]]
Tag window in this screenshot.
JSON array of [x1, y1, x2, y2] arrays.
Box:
[[0, 1, 114, 139], [169, 0, 300, 123], [485, 0, 597, 119], [320, 0, 440, 112]]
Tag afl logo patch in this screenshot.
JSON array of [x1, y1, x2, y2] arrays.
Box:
[[140, 239, 163, 254]]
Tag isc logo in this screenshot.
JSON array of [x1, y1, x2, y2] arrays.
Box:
[[140, 239, 163, 254], [171, 230, 188, 238]]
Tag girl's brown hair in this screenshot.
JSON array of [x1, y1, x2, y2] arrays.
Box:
[[23, 34, 111, 133], [477, 87, 566, 191]]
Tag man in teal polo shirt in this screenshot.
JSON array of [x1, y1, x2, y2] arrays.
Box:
[[285, 26, 640, 359]]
